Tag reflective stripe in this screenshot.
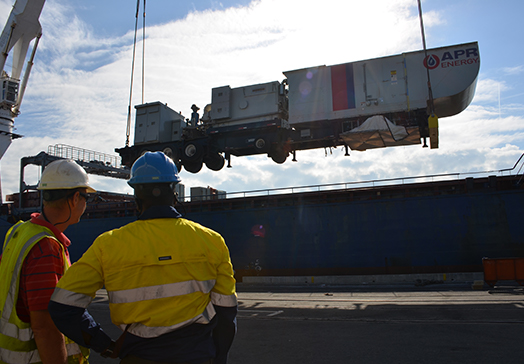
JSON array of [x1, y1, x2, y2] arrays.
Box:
[[1, 231, 49, 341], [0, 318, 33, 342], [210, 291, 238, 307], [108, 279, 216, 304], [0, 223, 89, 363], [51, 288, 93, 308], [0, 342, 82, 364], [124, 301, 217, 338], [0, 346, 39, 364], [1, 221, 23, 252], [66, 342, 82, 357]]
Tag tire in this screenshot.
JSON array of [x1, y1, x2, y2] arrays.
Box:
[[270, 148, 288, 164], [255, 138, 266, 150], [183, 143, 203, 162], [131, 148, 152, 167], [163, 147, 174, 159], [204, 153, 225, 171], [163, 147, 182, 172], [183, 160, 203, 173]]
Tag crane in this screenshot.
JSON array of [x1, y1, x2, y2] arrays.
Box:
[[0, 0, 45, 160]]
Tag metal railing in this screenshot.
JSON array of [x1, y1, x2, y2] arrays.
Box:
[[186, 153, 524, 202], [47, 144, 122, 169]]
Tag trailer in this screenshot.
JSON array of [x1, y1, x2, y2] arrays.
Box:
[[116, 42, 480, 172]]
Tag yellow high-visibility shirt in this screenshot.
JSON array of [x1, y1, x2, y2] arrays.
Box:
[[52, 217, 237, 338]]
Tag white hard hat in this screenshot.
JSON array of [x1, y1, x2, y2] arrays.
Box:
[[37, 159, 96, 192]]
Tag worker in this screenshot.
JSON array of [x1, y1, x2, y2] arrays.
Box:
[[0, 159, 94, 364], [189, 104, 200, 127], [49, 151, 238, 364]]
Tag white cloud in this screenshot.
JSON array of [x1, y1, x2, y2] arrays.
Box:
[[472, 78, 506, 104], [503, 65, 524, 75], [0, 0, 522, 202]]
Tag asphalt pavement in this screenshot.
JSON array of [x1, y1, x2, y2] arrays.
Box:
[[86, 283, 524, 364]]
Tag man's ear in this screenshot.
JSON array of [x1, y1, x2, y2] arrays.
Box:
[[70, 191, 81, 207]]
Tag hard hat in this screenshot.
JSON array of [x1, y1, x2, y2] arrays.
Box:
[[128, 151, 181, 187], [37, 159, 96, 192]]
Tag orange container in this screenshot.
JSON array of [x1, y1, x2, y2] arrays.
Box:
[[515, 258, 524, 285], [495, 259, 516, 280], [483, 257, 524, 286], [482, 258, 497, 285]]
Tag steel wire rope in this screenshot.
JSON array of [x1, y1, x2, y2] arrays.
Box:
[[125, 0, 142, 147], [142, 0, 146, 104], [417, 0, 435, 115]]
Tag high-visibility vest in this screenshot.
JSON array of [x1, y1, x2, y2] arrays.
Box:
[[0, 221, 89, 364], [52, 218, 237, 338]]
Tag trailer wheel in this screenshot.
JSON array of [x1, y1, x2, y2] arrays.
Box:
[[204, 153, 225, 171], [270, 148, 288, 164], [183, 160, 203, 173], [163, 147, 182, 172], [255, 138, 266, 150], [163, 147, 174, 159], [183, 143, 203, 162], [130, 148, 153, 166]]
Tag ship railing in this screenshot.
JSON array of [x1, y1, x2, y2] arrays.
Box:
[[47, 144, 122, 169], [187, 153, 524, 202]]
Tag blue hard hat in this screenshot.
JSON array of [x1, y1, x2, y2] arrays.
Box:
[[128, 152, 181, 187]]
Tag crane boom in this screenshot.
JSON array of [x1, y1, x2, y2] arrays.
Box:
[[0, 0, 45, 160]]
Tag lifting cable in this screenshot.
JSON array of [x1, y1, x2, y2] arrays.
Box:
[[125, 0, 146, 147], [417, 0, 438, 148], [417, 0, 435, 115], [142, 0, 146, 105]]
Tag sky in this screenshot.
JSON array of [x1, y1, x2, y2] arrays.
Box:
[[0, 0, 523, 200]]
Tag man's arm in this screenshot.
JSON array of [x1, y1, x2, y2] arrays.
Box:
[[48, 301, 113, 353], [211, 243, 238, 364], [49, 236, 114, 354], [212, 305, 238, 364], [30, 310, 68, 364]]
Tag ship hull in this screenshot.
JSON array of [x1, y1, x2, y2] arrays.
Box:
[[2, 175, 522, 282], [186, 177, 523, 280]]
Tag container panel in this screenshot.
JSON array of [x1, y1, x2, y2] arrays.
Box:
[[211, 82, 283, 127], [211, 86, 231, 119], [134, 102, 185, 145], [284, 42, 479, 125]]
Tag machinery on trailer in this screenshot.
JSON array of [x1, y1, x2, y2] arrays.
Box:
[[116, 42, 479, 173]]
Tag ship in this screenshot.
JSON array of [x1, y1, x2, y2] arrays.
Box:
[[2, 153, 522, 282]]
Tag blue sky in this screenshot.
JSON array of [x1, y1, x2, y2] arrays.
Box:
[[0, 0, 523, 199], [73, 1, 254, 37]]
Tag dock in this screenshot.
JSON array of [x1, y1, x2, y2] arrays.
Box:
[[87, 282, 524, 363]]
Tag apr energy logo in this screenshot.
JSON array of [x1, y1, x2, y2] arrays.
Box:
[[423, 47, 479, 69], [423, 55, 440, 69]]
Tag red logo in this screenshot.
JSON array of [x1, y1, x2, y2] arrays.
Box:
[[424, 54, 440, 69]]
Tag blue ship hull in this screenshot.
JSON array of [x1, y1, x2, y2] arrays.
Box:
[[184, 176, 524, 280], [2, 175, 523, 281]]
